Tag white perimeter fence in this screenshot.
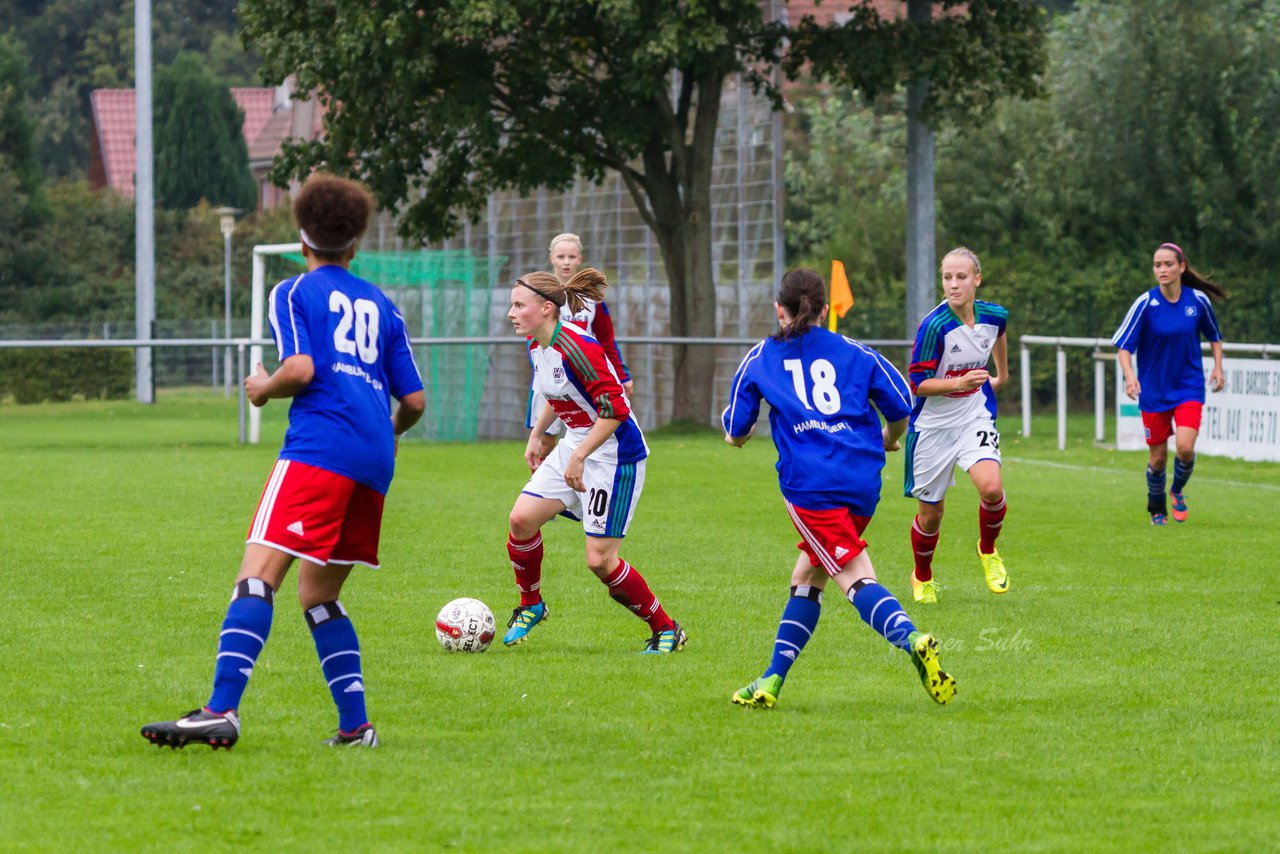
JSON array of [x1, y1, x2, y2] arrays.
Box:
[[0, 335, 915, 444], [1020, 336, 1280, 458], [9, 333, 1279, 456]]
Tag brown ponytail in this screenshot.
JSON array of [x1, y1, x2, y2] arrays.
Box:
[[773, 268, 827, 340], [515, 267, 608, 314], [1182, 266, 1227, 302], [562, 267, 608, 314], [1158, 243, 1227, 302]]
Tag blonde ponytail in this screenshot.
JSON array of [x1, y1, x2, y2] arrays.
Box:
[[563, 268, 608, 314]]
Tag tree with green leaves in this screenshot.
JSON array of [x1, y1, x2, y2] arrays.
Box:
[[784, 84, 908, 340], [0, 32, 44, 216], [154, 52, 256, 211], [241, 0, 1045, 423], [933, 0, 1280, 345], [0, 32, 49, 319], [2, 0, 257, 179]]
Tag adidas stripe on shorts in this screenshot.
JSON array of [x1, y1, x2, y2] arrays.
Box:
[[521, 438, 645, 539], [785, 501, 872, 576], [247, 459, 385, 567]]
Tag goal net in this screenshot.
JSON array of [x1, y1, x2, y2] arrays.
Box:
[[256, 246, 506, 441]]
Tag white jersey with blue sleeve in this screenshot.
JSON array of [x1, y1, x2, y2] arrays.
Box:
[[268, 265, 424, 494], [528, 321, 648, 463], [722, 327, 913, 515], [908, 300, 1008, 430]]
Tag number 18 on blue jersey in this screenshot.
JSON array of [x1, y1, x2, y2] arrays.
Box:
[[722, 328, 913, 515]]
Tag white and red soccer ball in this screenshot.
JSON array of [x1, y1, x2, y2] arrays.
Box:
[[435, 597, 496, 652]]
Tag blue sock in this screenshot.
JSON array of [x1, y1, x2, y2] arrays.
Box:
[[1146, 465, 1167, 514], [849, 582, 916, 651], [1171, 456, 1195, 494], [762, 585, 822, 681], [207, 578, 274, 714], [306, 601, 368, 733]]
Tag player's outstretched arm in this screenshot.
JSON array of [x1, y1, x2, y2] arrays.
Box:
[[391, 390, 426, 456], [393, 390, 426, 435], [1117, 349, 1141, 399], [525, 403, 558, 471], [915, 371, 990, 397], [1209, 340, 1225, 392], [564, 417, 621, 491]]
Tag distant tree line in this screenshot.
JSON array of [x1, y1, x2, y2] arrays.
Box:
[[788, 0, 1280, 356], [1, 0, 258, 179], [4, 0, 1275, 410], [0, 2, 268, 331]]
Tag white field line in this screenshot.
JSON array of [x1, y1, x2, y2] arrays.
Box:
[[1004, 456, 1280, 493]]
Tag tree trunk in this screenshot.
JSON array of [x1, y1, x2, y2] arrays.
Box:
[[644, 72, 722, 427], [657, 203, 716, 425]]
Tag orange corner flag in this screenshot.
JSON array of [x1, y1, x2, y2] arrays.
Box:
[[828, 260, 854, 331]]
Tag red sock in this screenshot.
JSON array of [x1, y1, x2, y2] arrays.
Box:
[[979, 494, 1007, 554], [911, 516, 940, 582], [507, 533, 543, 606], [602, 559, 672, 632]]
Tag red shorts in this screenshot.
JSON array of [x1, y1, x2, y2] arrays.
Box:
[[785, 501, 871, 577], [1142, 401, 1203, 446], [247, 459, 385, 568]]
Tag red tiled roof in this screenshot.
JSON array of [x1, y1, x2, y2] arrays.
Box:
[[247, 96, 328, 168], [90, 87, 276, 198], [89, 89, 138, 197], [785, 0, 905, 24], [232, 88, 275, 152], [248, 106, 293, 163]]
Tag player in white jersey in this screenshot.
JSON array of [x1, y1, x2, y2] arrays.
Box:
[[503, 268, 685, 654], [904, 247, 1010, 603], [527, 233, 632, 462]]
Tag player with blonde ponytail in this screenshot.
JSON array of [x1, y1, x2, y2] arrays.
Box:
[[527, 234, 633, 460], [501, 267, 685, 654]]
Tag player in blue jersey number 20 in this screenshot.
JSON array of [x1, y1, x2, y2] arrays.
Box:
[[140, 175, 426, 750], [904, 247, 1010, 604], [1112, 242, 1224, 526], [503, 268, 685, 654], [722, 268, 955, 709]]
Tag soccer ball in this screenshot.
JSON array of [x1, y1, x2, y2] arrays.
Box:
[[435, 597, 497, 652]]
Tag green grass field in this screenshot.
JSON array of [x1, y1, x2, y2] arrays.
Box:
[[1, 393, 1276, 852]]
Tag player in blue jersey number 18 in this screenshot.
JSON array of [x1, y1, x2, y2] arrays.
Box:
[[904, 247, 1010, 603], [140, 175, 426, 750], [722, 268, 955, 709]]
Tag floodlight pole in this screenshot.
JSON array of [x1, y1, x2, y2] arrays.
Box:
[[904, 0, 937, 338], [217, 207, 239, 397], [134, 0, 155, 404]]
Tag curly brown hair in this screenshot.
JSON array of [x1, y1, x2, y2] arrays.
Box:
[[293, 174, 373, 261]]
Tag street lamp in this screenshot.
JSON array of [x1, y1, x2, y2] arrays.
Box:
[[217, 207, 239, 396]]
